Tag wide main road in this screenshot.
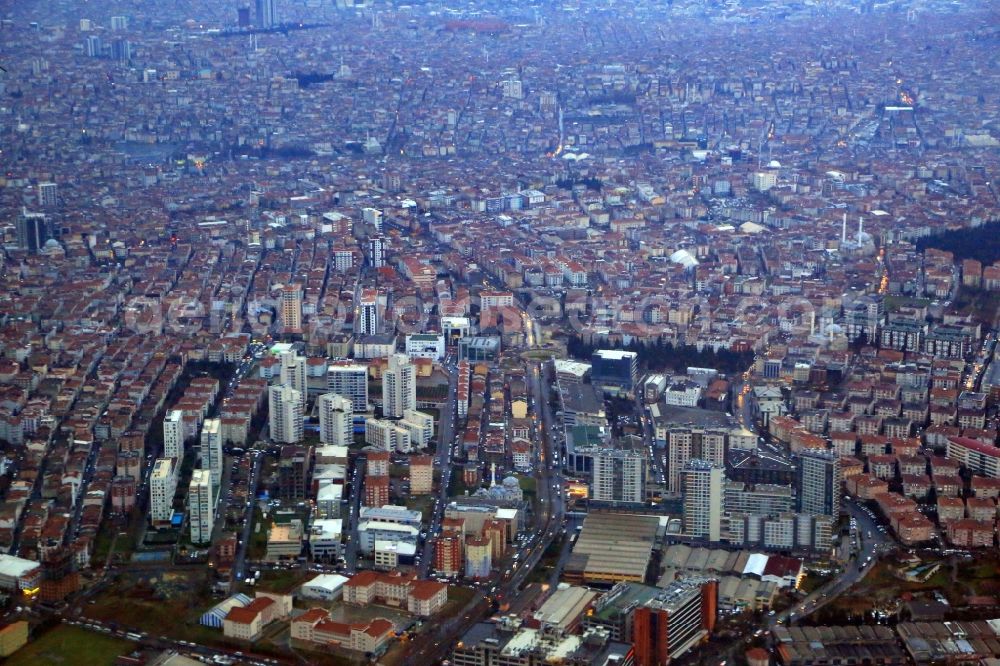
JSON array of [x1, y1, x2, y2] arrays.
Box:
[[531, 359, 565, 530], [408, 361, 564, 666], [343, 456, 364, 575], [769, 497, 892, 627], [419, 365, 459, 578], [633, 389, 667, 487], [406, 351, 564, 665], [231, 450, 262, 582]]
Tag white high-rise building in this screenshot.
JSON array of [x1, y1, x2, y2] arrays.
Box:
[[269, 385, 303, 444], [666, 428, 727, 494], [724, 481, 794, 517], [796, 449, 841, 517], [319, 393, 353, 446], [365, 417, 412, 453], [592, 449, 646, 504], [327, 363, 369, 412], [682, 460, 724, 542], [333, 249, 354, 273], [401, 409, 434, 448], [189, 469, 214, 544], [85, 34, 102, 57], [382, 354, 416, 418], [200, 418, 223, 486], [255, 0, 277, 29], [37, 182, 58, 207], [15, 208, 50, 254], [358, 288, 380, 336], [368, 236, 386, 268], [502, 78, 524, 99], [280, 352, 307, 408], [752, 171, 778, 192], [149, 457, 178, 526], [362, 208, 384, 229], [163, 410, 184, 460]]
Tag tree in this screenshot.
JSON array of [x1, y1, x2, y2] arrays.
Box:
[[916, 220, 1000, 265], [565, 334, 753, 375]]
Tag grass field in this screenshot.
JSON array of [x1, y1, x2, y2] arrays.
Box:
[[86, 594, 218, 643], [956, 553, 1000, 596], [423, 407, 442, 426], [256, 568, 313, 594], [405, 495, 434, 522], [8, 625, 130, 666], [82, 572, 228, 648], [953, 285, 1000, 325], [248, 507, 271, 560], [522, 349, 558, 361], [450, 466, 474, 496], [91, 524, 115, 566], [884, 295, 930, 312], [439, 584, 476, 616], [799, 571, 834, 595]]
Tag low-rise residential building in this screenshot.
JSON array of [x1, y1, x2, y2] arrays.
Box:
[[932, 474, 962, 497], [965, 496, 996, 522], [901, 474, 931, 499], [410, 455, 433, 494], [937, 496, 965, 524], [971, 476, 1000, 498], [845, 474, 888, 500], [945, 519, 994, 548], [892, 512, 935, 545]]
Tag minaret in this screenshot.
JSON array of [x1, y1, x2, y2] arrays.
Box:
[[490, 462, 497, 487], [841, 213, 847, 244], [857, 217, 863, 245]]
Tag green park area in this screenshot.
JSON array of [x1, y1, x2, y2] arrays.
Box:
[[883, 295, 930, 312], [8, 625, 130, 666], [953, 285, 1000, 324], [518, 475, 537, 496], [81, 572, 226, 647]]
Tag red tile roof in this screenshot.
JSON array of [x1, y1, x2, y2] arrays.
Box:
[[364, 618, 394, 638], [409, 580, 447, 601], [344, 570, 380, 588], [949, 436, 1000, 458], [225, 597, 273, 624], [762, 556, 802, 578], [315, 619, 353, 636], [296, 608, 328, 624]]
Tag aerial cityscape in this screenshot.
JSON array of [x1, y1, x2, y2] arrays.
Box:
[[0, 0, 999, 664]]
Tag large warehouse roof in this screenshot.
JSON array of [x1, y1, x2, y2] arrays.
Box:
[[0, 554, 41, 579], [567, 513, 659, 583]]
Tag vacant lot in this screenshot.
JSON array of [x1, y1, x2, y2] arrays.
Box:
[[953, 285, 1000, 326], [82, 571, 225, 647], [8, 625, 129, 666], [254, 568, 313, 595]]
